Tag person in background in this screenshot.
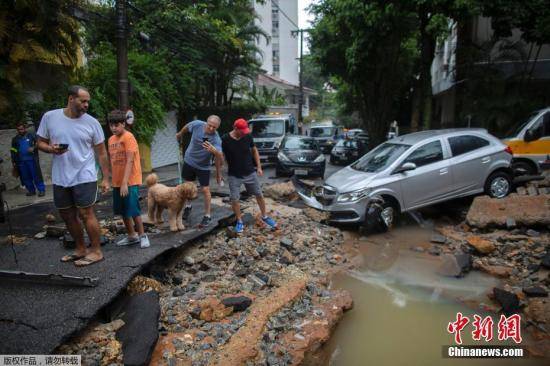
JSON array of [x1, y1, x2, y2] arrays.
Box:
[[10, 122, 45, 197], [107, 109, 149, 248], [221, 118, 277, 233]]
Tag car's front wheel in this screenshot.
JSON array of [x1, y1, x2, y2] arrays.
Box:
[[364, 200, 397, 233], [484, 171, 512, 198]]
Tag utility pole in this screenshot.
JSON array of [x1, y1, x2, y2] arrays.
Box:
[[292, 28, 310, 135], [116, 0, 129, 110]]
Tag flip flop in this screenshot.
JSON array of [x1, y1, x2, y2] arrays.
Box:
[[74, 257, 104, 267], [60, 253, 86, 262]]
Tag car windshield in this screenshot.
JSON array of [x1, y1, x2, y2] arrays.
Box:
[[335, 139, 359, 148], [504, 111, 539, 138], [250, 120, 285, 137], [283, 137, 318, 150], [310, 127, 334, 137], [351, 142, 410, 173]]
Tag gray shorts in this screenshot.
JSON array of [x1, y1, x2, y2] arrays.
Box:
[[228, 172, 262, 201], [53, 181, 98, 210]]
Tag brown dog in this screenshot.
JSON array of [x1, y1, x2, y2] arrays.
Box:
[[145, 174, 198, 232]]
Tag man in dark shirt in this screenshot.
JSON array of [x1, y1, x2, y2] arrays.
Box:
[[221, 118, 277, 233], [11, 122, 45, 196]]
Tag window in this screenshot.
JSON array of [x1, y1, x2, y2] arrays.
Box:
[[273, 64, 280, 73], [404, 141, 443, 167], [531, 113, 550, 138], [448, 135, 489, 156], [272, 21, 279, 33]]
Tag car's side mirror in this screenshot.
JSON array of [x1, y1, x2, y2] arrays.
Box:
[[524, 128, 540, 142], [394, 162, 417, 174]]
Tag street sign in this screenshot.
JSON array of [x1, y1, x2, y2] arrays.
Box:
[[126, 109, 135, 125]]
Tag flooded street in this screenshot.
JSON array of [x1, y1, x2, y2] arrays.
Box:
[[307, 225, 548, 366]]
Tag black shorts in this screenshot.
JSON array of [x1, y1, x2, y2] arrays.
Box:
[[181, 162, 210, 187], [53, 182, 98, 209]]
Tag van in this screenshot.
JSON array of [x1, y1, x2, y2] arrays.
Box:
[[309, 125, 345, 153], [248, 113, 297, 162], [503, 107, 550, 175]]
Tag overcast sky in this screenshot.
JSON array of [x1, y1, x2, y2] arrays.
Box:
[[298, 0, 315, 53], [298, 0, 315, 29]]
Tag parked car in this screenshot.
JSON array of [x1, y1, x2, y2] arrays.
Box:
[[309, 125, 345, 153], [502, 107, 550, 175], [345, 128, 364, 138], [330, 138, 368, 165], [354, 132, 369, 146], [295, 129, 513, 232], [276, 135, 326, 178]]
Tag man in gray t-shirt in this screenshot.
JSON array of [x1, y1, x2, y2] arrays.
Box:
[[37, 85, 111, 267], [176, 115, 223, 228]]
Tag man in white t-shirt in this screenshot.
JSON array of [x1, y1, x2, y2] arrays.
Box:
[[37, 85, 111, 267]]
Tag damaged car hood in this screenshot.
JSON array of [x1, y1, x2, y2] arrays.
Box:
[[325, 166, 378, 193]]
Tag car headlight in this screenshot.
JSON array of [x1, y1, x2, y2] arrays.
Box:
[[336, 188, 371, 202], [313, 154, 325, 163], [326, 140, 334, 145], [277, 152, 290, 162]]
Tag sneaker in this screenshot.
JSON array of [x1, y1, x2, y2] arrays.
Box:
[[198, 215, 211, 228], [38, 191, 45, 197], [116, 235, 140, 246], [262, 216, 277, 230], [26, 191, 36, 196], [234, 220, 244, 233], [140, 234, 150, 248], [182, 206, 192, 221]]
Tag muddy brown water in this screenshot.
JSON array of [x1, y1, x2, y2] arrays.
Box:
[[307, 225, 548, 366]]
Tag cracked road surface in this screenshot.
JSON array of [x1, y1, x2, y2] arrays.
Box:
[[0, 195, 233, 354]]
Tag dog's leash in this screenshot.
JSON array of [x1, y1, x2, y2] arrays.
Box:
[[177, 141, 183, 184]]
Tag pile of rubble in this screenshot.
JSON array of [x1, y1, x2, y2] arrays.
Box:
[[59, 196, 353, 365], [418, 180, 550, 356]]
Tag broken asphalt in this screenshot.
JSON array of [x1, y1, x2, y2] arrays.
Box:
[[0, 184, 234, 354]]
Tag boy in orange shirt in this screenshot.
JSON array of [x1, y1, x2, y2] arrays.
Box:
[[107, 110, 150, 248]]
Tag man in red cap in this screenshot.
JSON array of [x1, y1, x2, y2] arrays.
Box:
[[221, 118, 277, 233]]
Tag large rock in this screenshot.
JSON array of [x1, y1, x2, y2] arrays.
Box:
[[524, 298, 550, 324], [222, 296, 253, 312], [116, 291, 160, 366], [263, 181, 297, 201], [466, 236, 496, 255], [493, 288, 520, 316], [477, 263, 512, 278], [437, 253, 472, 277], [466, 195, 550, 229]]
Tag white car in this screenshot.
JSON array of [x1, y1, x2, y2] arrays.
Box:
[[295, 129, 514, 232]]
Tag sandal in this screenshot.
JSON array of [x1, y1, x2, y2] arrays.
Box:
[[60, 253, 86, 262], [74, 256, 104, 267]]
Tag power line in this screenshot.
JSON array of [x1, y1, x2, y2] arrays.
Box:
[[271, 0, 299, 30]]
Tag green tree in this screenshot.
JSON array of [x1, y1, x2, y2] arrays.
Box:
[[0, 0, 81, 126], [310, 0, 418, 145], [80, 43, 177, 145]]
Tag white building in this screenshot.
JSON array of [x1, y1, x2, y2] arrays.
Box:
[[251, 0, 315, 119], [254, 0, 299, 85]]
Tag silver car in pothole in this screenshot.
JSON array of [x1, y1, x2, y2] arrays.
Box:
[[295, 129, 513, 232]]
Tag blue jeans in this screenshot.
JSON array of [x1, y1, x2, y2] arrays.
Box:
[[17, 160, 45, 193]]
